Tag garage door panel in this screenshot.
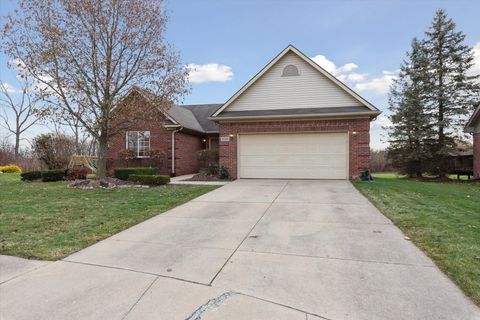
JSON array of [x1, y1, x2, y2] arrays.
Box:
[[240, 154, 346, 167], [241, 167, 347, 180], [242, 143, 346, 155], [239, 132, 348, 179]]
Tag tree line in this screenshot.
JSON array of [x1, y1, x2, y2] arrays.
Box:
[[387, 9, 479, 178]]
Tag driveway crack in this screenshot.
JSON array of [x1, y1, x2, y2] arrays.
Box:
[[185, 291, 235, 320], [208, 181, 290, 285]]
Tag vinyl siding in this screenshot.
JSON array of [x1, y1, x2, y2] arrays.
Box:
[[227, 52, 364, 112]]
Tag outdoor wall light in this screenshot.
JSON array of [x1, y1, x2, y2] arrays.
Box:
[[351, 131, 357, 135], [229, 134, 234, 138], [202, 139, 206, 142]]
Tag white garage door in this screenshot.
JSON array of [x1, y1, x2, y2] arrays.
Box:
[[238, 132, 348, 179]]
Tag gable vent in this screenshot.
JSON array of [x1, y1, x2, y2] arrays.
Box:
[[281, 64, 299, 77]]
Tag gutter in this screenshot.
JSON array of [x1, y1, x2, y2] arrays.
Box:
[[208, 111, 381, 122], [170, 126, 183, 177]]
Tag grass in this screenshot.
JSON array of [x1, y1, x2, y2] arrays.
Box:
[[353, 173, 480, 306], [0, 173, 218, 260]]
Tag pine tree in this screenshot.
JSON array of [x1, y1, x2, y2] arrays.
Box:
[[422, 9, 480, 176], [387, 39, 434, 177]]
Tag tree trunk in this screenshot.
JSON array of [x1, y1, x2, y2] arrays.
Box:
[[14, 133, 20, 163], [96, 131, 108, 179]]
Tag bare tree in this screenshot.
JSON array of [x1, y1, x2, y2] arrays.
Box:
[[0, 80, 40, 162], [2, 0, 189, 178], [51, 108, 97, 155]]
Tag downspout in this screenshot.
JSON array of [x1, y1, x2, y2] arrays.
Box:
[[171, 127, 182, 177]]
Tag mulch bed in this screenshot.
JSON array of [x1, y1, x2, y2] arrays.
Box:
[[67, 177, 149, 189], [185, 174, 229, 182]]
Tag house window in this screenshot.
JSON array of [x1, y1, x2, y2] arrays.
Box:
[[281, 64, 299, 77], [126, 131, 150, 158]]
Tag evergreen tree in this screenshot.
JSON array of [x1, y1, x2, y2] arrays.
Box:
[[387, 39, 434, 177], [422, 9, 480, 176]]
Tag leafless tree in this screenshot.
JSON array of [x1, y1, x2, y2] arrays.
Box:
[[0, 79, 41, 162], [2, 0, 189, 178], [50, 108, 97, 155]]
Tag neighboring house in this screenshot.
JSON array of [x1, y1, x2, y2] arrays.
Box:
[[465, 103, 480, 178], [109, 45, 381, 179], [210, 45, 380, 179]]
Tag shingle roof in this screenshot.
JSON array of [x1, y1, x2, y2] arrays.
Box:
[[465, 103, 480, 133], [213, 106, 377, 119], [166, 104, 222, 133]]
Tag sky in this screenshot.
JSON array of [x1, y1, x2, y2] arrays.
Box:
[[1, 0, 479, 149]]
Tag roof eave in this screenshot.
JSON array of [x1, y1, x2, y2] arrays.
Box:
[[464, 106, 480, 133], [209, 110, 381, 122]]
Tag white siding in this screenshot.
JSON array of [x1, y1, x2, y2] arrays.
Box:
[[227, 52, 363, 112]]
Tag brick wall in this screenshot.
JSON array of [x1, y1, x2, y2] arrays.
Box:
[[173, 132, 204, 176], [474, 133, 480, 178], [107, 107, 173, 174], [107, 98, 206, 176], [218, 118, 371, 180]]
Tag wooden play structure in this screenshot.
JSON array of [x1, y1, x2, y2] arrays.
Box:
[[68, 155, 98, 172]]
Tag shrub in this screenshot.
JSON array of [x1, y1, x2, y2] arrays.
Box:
[[32, 133, 76, 169], [360, 169, 373, 181], [41, 169, 65, 182], [21, 171, 42, 181], [65, 167, 88, 180], [0, 164, 22, 173], [114, 167, 159, 180], [128, 174, 170, 185], [218, 165, 230, 180], [195, 149, 219, 175]]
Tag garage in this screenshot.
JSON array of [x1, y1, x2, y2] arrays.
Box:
[[211, 45, 381, 180], [238, 132, 348, 179]]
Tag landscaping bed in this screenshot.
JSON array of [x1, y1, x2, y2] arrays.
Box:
[[186, 173, 228, 182], [0, 173, 219, 260], [353, 173, 480, 306]]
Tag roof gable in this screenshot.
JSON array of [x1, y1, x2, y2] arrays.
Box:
[[465, 103, 480, 133], [212, 45, 379, 118], [120, 87, 221, 133]]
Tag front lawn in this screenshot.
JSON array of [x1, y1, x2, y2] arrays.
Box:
[[353, 174, 480, 306], [0, 174, 218, 260]]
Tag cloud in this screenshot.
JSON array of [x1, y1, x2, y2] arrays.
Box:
[[187, 63, 233, 84], [468, 42, 480, 76], [0, 82, 19, 93], [337, 62, 358, 74], [310, 54, 358, 77], [346, 73, 369, 82], [375, 114, 393, 128], [354, 71, 397, 95], [310, 54, 369, 84]]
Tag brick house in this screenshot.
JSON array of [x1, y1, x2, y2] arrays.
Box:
[[107, 88, 221, 176], [465, 103, 480, 178], [109, 45, 381, 179], [210, 45, 380, 179]]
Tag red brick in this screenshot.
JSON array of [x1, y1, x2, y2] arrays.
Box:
[[107, 96, 205, 176], [218, 118, 371, 180], [474, 133, 480, 178]]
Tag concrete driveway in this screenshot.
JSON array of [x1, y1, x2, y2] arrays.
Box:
[[1, 180, 479, 319]]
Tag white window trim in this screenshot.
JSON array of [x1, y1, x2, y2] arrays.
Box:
[[126, 131, 151, 158]]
